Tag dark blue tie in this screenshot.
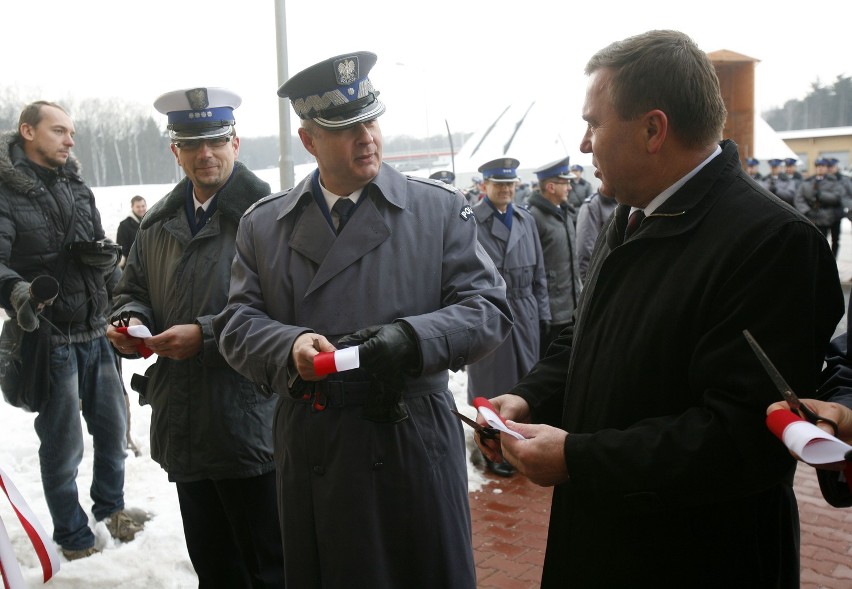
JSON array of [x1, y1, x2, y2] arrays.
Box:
[[333, 199, 355, 234]]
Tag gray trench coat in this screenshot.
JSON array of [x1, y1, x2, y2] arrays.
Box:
[[466, 199, 550, 402], [213, 163, 511, 589]]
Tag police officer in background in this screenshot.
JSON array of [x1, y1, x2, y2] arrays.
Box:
[[525, 156, 580, 355], [466, 157, 550, 477], [745, 157, 763, 180], [785, 157, 803, 189], [575, 188, 617, 283], [827, 157, 852, 218], [759, 158, 796, 205], [213, 51, 511, 588], [464, 175, 483, 204], [795, 157, 846, 257], [567, 163, 593, 217], [108, 87, 283, 587], [429, 169, 455, 185]]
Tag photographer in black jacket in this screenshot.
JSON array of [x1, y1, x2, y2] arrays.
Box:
[[0, 101, 142, 561]]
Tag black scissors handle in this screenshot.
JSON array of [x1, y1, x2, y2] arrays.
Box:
[[451, 409, 501, 441], [783, 391, 840, 437]]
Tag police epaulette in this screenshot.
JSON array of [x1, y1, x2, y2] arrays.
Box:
[[242, 188, 292, 217], [407, 175, 457, 194]]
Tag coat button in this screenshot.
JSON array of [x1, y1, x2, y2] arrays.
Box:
[[373, 460, 384, 471], [312, 465, 325, 475], [452, 356, 466, 370]]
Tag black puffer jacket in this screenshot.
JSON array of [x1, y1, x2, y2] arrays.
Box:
[[0, 132, 113, 343]]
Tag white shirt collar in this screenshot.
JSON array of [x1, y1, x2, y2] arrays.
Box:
[[635, 144, 722, 216], [321, 182, 364, 213]]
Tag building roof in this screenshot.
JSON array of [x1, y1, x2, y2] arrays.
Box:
[[774, 126, 852, 140], [707, 49, 760, 63]]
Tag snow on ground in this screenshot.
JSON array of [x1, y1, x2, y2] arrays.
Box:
[[0, 361, 486, 588], [0, 175, 491, 587]]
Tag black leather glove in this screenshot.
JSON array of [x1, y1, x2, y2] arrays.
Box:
[[338, 322, 421, 423], [69, 240, 121, 272], [339, 322, 420, 373], [10, 281, 39, 332]]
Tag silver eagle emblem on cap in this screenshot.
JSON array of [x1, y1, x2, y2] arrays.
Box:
[[334, 57, 358, 85]]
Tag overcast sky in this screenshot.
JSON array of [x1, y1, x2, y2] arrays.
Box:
[[4, 1, 849, 141]]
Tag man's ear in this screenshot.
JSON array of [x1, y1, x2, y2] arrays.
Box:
[[644, 109, 668, 154], [19, 123, 35, 141], [298, 127, 317, 157]]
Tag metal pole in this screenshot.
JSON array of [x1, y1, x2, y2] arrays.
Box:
[[445, 119, 455, 177], [275, 0, 294, 191]]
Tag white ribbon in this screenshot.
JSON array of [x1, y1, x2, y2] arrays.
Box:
[[0, 466, 60, 588]]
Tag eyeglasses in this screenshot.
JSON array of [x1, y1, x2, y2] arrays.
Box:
[[172, 136, 232, 151]]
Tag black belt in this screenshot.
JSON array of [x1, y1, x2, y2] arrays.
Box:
[[286, 377, 438, 411]]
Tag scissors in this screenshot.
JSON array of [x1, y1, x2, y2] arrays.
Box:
[[743, 329, 839, 436], [450, 409, 501, 441]]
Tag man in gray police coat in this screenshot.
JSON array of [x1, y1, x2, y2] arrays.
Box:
[[213, 51, 512, 589]]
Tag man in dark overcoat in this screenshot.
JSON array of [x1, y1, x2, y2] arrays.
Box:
[[476, 30, 844, 588]]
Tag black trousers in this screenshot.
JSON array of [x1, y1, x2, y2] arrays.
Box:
[[819, 222, 841, 258], [176, 471, 285, 588]]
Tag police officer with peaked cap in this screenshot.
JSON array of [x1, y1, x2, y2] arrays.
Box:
[[477, 157, 519, 181], [429, 170, 455, 185], [467, 155, 550, 477], [795, 157, 847, 256], [154, 86, 241, 141], [212, 51, 511, 589], [746, 157, 762, 180], [526, 156, 580, 357], [108, 86, 283, 586], [536, 156, 576, 181], [785, 157, 803, 186], [567, 162, 592, 216], [759, 158, 796, 204]]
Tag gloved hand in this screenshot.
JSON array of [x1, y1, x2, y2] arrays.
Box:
[[338, 322, 420, 374], [338, 322, 421, 423], [69, 240, 121, 272], [9, 281, 39, 332], [77, 248, 120, 272]]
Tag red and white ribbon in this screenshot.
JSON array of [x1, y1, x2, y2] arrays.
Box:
[[0, 466, 60, 588], [766, 409, 852, 464], [313, 347, 360, 377], [472, 396, 526, 440]]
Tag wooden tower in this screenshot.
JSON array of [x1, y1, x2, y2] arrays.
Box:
[[708, 49, 759, 167]]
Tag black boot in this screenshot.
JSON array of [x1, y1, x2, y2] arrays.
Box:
[[484, 454, 515, 477]]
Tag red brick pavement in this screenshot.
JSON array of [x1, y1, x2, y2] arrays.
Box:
[[469, 465, 852, 588]]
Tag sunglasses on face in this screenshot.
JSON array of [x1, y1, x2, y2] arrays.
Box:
[[172, 136, 232, 151]]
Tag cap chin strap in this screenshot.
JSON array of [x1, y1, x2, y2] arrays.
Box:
[[311, 101, 386, 130], [167, 124, 234, 141]]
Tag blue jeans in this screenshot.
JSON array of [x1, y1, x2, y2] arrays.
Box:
[[34, 336, 128, 550]]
